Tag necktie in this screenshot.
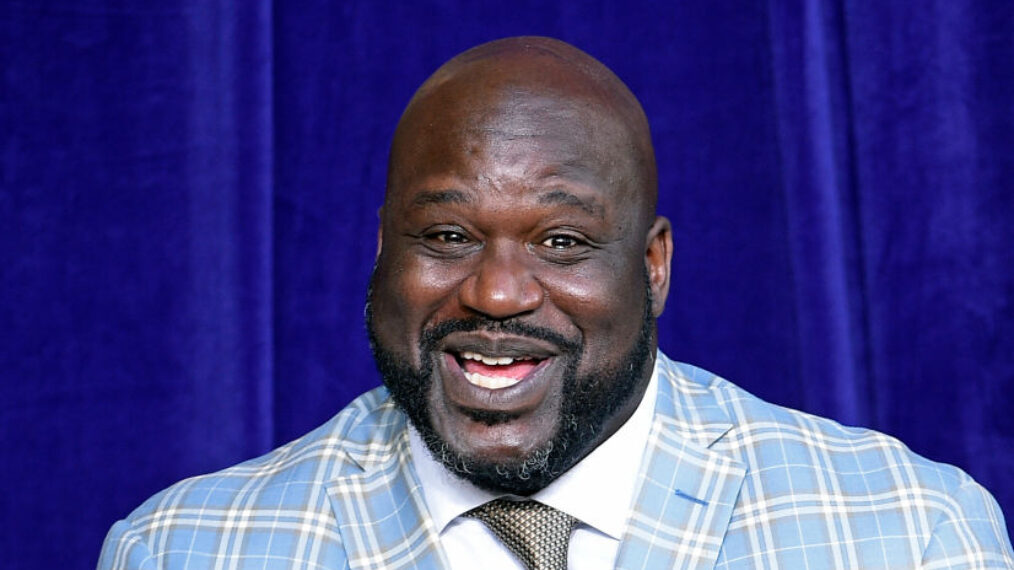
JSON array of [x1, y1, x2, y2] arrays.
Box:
[[466, 498, 577, 570]]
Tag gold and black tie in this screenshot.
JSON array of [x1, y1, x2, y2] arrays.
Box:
[[466, 499, 577, 570]]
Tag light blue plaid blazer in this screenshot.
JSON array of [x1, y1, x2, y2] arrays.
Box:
[[99, 353, 1014, 569]]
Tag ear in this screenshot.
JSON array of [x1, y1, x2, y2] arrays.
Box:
[[645, 216, 673, 317], [375, 206, 384, 260]]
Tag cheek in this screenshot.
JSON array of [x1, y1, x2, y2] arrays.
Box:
[[370, 252, 469, 354], [543, 249, 644, 308], [539, 259, 646, 360]]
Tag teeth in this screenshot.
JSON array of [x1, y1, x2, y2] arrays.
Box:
[[464, 371, 523, 390], [460, 351, 532, 366], [458, 351, 538, 390]]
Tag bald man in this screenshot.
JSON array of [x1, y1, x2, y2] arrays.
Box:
[[100, 37, 1013, 569]]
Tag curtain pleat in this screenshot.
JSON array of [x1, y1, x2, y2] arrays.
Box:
[[767, 0, 873, 426]]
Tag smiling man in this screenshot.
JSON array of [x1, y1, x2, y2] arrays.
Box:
[[367, 39, 668, 503], [100, 37, 1013, 569]]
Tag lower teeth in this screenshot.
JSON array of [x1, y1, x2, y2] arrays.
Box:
[[464, 371, 522, 390]]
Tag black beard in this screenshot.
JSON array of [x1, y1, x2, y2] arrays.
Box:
[[365, 277, 655, 495]]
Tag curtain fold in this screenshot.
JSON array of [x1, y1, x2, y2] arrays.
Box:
[[2, 1, 276, 564], [180, 0, 275, 458], [767, 0, 873, 426], [843, 0, 1014, 492]]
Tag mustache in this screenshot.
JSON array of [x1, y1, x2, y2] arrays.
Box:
[[420, 316, 582, 355]]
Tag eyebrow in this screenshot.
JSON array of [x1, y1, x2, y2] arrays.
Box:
[[411, 189, 471, 207], [409, 187, 605, 218], [538, 189, 605, 217]]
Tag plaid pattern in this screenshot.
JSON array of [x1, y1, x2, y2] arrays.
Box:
[[99, 353, 1014, 569]]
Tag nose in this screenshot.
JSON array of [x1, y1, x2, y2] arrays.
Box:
[[458, 242, 544, 319]]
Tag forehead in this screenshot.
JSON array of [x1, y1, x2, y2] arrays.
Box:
[[405, 184, 609, 224], [388, 86, 641, 214]]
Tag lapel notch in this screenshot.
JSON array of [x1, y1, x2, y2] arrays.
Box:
[[325, 399, 448, 569], [615, 358, 747, 569]]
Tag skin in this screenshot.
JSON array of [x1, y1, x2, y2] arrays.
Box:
[[368, 37, 673, 490]]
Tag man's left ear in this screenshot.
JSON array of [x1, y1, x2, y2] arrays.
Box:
[[375, 206, 385, 260], [645, 216, 673, 317]]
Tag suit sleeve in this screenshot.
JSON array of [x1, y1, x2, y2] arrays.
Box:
[[920, 479, 1014, 569], [97, 520, 158, 570]]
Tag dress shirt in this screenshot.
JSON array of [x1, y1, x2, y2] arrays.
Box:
[[408, 360, 659, 569]]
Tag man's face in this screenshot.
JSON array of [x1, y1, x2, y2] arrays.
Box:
[[367, 83, 671, 493]]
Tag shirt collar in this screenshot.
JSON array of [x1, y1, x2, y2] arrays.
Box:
[[408, 358, 660, 540]]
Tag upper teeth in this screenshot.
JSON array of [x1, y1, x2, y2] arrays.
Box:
[[460, 351, 531, 366]]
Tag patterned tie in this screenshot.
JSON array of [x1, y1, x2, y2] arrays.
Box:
[[466, 499, 578, 570]]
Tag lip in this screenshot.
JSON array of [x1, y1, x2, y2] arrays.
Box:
[[439, 331, 561, 360], [439, 352, 559, 414], [436, 332, 567, 414]]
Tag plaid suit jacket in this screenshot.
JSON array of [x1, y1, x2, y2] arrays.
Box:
[[99, 353, 1014, 569]]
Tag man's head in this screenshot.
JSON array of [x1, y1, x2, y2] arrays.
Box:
[[367, 37, 672, 494]]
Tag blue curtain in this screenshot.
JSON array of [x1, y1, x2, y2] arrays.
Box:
[[3, 1, 1011, 566]]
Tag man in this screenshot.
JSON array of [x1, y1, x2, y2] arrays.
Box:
[[100, 37, 1013, 569]]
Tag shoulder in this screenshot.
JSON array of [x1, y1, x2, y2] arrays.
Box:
[[123, 386, 402, 519], [656, 354, 969, 489], [98, 386, 404, 569], [654, 354, 1014, 567]]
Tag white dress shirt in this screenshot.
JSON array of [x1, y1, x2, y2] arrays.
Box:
[[408, 362, 659, 569]]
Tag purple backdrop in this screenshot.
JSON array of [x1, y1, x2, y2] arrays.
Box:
[[2, 1, 1012, 567]]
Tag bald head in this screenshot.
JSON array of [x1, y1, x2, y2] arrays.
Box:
[[369, 37, 673, 494], [387, 36, 658, 222]]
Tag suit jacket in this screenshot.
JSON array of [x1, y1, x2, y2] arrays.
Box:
[[99, 353, 1014, 569]]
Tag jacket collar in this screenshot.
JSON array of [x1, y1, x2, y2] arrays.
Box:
[[326, 353, 746, 569], [325, 397, 449, 569], [614, 355, 746, 568]]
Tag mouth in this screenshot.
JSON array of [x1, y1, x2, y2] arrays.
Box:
[[457, 350, 545, 390], [421, 332, 575, 462], [437, 332, 563, 402]]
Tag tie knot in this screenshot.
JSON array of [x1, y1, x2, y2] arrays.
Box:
[[466, 499, 577, 570]]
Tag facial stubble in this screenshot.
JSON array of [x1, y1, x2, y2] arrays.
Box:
[[366, 273, 654, 495]]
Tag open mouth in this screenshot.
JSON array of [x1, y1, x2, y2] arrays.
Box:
[[455, 350, 546, 390]]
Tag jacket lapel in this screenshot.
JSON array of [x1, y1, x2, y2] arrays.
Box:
[[325, 400, 449, 569], [615, 358, 747, 569]]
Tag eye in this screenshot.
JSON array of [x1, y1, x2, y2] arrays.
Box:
[[429, 230, 470, 244], [541, 235, 582, 249], [417, 228, 478, 257]]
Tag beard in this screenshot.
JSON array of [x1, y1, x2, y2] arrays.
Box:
[[365, 275, 655, 496]]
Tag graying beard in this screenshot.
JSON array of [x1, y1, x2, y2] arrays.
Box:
[[420, 421, 571, 482]]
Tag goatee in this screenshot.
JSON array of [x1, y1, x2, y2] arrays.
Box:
[[365, 280, 655, 495]]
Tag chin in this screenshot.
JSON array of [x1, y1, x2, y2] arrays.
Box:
[[427, 404, 571, 493], [427, 430, 562, 495]]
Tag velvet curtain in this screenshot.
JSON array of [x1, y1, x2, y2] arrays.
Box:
[[3, 1, 1011, 566]]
